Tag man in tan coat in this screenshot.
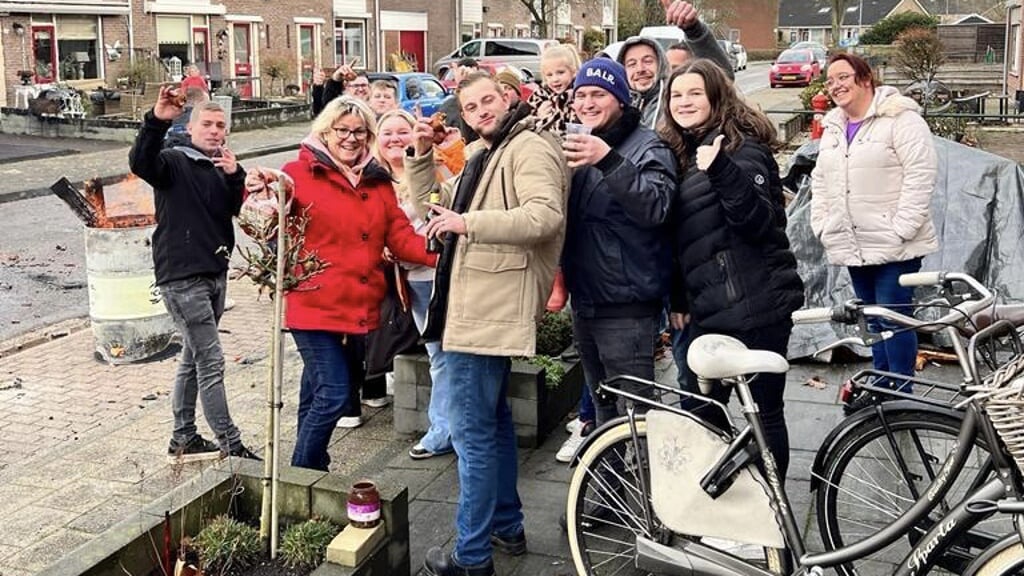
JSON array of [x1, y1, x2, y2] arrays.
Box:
[[407, 72, 568, 576]]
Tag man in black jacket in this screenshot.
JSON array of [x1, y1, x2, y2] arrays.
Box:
[[129, 88, 259, 463], [559, 59, 676, 426]]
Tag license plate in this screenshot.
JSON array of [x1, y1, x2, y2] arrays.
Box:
[[783, 75, 798, 80]]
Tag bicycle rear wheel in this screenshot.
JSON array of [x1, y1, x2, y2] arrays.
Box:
[[967, 540, 1024, 575], [566, 419, 789, 576], [815, 410, 1007, 575]]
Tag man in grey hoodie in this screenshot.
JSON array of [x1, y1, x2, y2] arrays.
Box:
[[617, 0, 733, 129]]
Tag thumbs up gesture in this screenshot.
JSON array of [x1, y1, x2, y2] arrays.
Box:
[[660, 0, 699, 29], [696, 134, 725, 172]]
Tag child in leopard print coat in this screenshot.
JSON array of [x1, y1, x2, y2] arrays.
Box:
[[527, 44, 581, 137]]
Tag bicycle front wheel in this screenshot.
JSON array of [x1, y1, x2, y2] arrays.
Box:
[[566, 419, 789, 576], [815, 410, 1006, 575], [968, 540, 1024, 575]]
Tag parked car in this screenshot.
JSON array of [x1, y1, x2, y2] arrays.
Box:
[[790, 41, 828, 67], [718, 40, 739, 72], [367, 72, 448, 117], [439, 62, 538, 100], [731, 42, 748, 70], [434, 38, 559, 79], [769, 49, 821, 88]]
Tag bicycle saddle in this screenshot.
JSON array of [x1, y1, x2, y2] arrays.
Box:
[[962, 304, 1024, 336], [687, 334, 789, 380]]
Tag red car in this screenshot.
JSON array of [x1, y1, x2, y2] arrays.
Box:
[[440, 62, 538, 101], [769, 49, 821, 88]]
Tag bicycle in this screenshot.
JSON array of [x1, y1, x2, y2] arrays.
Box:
[[565, 280, 1024, 576], [800, 272, 1024, 574]]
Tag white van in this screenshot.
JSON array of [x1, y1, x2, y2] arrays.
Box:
[[600, 26, 687, 61], [433, 38, 560, 79]]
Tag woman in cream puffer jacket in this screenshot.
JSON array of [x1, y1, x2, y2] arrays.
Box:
[[810, 53, 938, 390]]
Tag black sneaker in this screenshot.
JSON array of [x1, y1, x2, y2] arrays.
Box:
[[490, 530, 527, 556], [167, 435, 221, 464], [223, 444, 262, 461], [423, 547, 494, 576]]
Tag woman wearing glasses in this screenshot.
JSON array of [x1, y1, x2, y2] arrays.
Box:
[[810, 53, 938, 392], [267, 97, 436, 471]]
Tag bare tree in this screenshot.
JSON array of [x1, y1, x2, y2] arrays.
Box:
[[819, 0, 852, 48], [517, 0, 603, 39]]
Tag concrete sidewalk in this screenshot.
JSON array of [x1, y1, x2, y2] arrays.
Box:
[[0, 276, 871, 576], [0, 121, 310, 205]]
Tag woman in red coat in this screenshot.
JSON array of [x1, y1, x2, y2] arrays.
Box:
[[252, 96, 435, 471]]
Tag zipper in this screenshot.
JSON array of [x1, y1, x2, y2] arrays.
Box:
[[718, 252, 739, 303], [501, 167, 509, 210]]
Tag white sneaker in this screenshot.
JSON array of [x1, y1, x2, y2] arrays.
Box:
[[565, 417, 582, 435], [336, 416, 363, 429], [224, 298, 236, 311], [361, 396, 391, 408], [556, 422, 592, 463]]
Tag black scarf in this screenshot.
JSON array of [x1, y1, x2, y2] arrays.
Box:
[[593, 107, 641, 149], [421, 103, 533, 341]]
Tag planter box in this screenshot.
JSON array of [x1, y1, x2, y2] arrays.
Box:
[[393, 352, 584, 448], [38, 460, 410, 576]]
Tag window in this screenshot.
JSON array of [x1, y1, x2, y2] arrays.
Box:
[[461, 23, 481, 43], [460, 40, 482, 57], [515, 25, 530, 39], [419, 78, 445, 99], [1011, 7, 1019, 73], [485, 40, 538, 56], [556, 24, 571, 40], [334, 20, 366, 67], [57, 16, 99, 80], [487, 24, 504, 38], [157, 16, 190, 65]]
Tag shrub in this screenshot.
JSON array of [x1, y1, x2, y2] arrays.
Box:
[[860, 12, 938, 45], [894, 27, 945, 84], [800, 76, 832, 110], [262, 56, 293, 97], [528, 354, 567, 388], [535, 310, 573, 357], [583, 28, 606, 56], [192, 515, 261, 574], [280, 518, 340, 569]]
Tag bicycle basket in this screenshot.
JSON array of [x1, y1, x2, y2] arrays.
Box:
[[977, 354, 1024, 475]]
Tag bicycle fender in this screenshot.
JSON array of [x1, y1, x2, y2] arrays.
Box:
[[568, 416, 639, 469], [960, 533, 1023, 575], [808, 400, 963, 491]]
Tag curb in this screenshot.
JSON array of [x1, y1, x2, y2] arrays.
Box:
[[0, 141, 300, 206], [0, 317, 91, 360]]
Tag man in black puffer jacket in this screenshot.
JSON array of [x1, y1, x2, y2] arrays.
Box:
[[559, 59, 677, 425]]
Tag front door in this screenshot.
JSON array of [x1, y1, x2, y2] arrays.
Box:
[[31, 25, 56, 83], [399, 31, 425, 72], [233, 24, 252, 97]]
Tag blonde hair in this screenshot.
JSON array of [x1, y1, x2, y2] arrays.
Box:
[[373, 109, 416, 169], [541, 44, 581, 72], [311, 96, 377, 150]]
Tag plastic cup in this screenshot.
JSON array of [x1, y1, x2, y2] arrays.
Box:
[[565, 122, 592, 136]]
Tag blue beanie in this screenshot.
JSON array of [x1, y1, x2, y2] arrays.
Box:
[[574, 59, 631, 108]]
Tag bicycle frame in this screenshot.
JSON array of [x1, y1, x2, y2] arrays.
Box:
[[596, 372, 1022, 576]]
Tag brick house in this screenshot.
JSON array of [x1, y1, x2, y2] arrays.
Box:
[[777, 0, 929, 46], [0, 0, 617, 106], [700, 0, 778, 51]]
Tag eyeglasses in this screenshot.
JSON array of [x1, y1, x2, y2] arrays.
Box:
[[348, 82, 370, 89], [824, 73, 855, 88], [331, 127, 369, 140]]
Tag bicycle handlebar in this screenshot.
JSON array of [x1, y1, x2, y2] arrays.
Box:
[[791, 272, 994, 333], [899, 271, 944, 287]]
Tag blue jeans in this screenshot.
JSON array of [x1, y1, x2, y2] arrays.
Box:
[[290, 330, 365, 471], [572, 313, 659, 426], [671, 323, 691, 390], [446, 352, 522, 566], [848, 258, 922, 391], [160, 273, 242, 451], [409, 280, 452, 453]]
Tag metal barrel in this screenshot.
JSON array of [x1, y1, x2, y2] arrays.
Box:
[[84, 225, 176, 364]]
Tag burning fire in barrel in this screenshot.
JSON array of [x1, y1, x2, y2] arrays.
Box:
[[50, 176, 176, 364]]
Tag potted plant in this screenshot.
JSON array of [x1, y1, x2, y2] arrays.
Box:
[[393, 310, 584, 447]]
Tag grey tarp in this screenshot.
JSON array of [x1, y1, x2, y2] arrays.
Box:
[[785, 136, 1024, 359]]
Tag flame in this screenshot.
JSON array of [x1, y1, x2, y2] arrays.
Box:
[[88, 173, 157, 228]]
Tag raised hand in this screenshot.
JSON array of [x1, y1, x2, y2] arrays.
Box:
[[562, 133, 611, 169], [312, 68, 326, 86], [660, 0, 699, 29], [213, 146, 238, 175], [153, 84, 185, 121], [412, 120, 436, 156], [696, 134, 724, 172]]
